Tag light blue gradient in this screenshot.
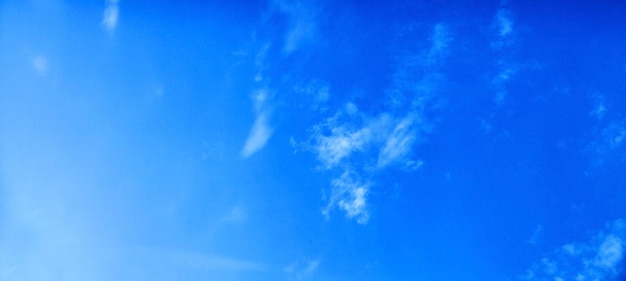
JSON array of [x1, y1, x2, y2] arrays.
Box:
[[1, 1, 626, 280]]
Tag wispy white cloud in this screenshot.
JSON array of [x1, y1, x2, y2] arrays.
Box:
[[303, 259, 320, 275], [386, 25, 452, 112], [311, 107, 424, 171], [389, 24, 452, 79], [426, 24, 453, 66], [602, 123, 626, 150], [488, 6, 520, 106], [310, 111, 376, 169], [253, 43, 271, 82], [491, 9, 515, 49], [404, 159, 424, 171], [241, 112, 273, 157], [304, 23, 448, 224], [586, 91, 626, 165], [377, 113, 420, 168], [522, 219, 626, 281], [587, 119, 626, 166], [272, 0, 319, 54], [492, 64, 516, 86], [594, 234, 624, 271], [310, 109, 427, 223], [491, 63, 518, 105], [323, 171, 369, 224], [496, 9, 513, 37], [241, 90, 274, 158], [102, 0, 119, 34], [313, 126, 369, 168]]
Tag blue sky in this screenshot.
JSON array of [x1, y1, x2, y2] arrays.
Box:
[[1, 0, 626, 280]]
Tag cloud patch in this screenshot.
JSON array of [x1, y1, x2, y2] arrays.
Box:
[[308, 96, 431, 225], [303, 23, 448, 224], [586, 118, 626, 166], [310, 107, 424, 172], [322, 171, 370, 224], [102, 0, 119, 34], [491, 9, 516, 49], [310, 109, 378, 169], [425, 23, 453, 66], [522, 219, 626, 281], [496, 9, 514, 38], [602, 123, 626, 150], [488, 6, 521, 106]]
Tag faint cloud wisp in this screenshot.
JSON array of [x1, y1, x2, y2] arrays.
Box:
[[489, 6, 520, 106], [272, 0, 320, 54], [284, 258, 321, 281], [102, 0, 119, 34], [241, 89, 274, 158], [522, 219, 626, 281], [32, 55, 48, 75], [491, 9, 515, 48]]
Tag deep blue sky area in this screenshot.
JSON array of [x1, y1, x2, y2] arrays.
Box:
[[1, 1, 626, 281]]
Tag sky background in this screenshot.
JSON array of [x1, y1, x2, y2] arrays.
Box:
[[1, 0, 626, 280]]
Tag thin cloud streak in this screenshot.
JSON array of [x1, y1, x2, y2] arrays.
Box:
[[241, 112, 273, 157], [377, 113, 420, 168], [241, 90, 274, 158], [425, 23, 452, 66]]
